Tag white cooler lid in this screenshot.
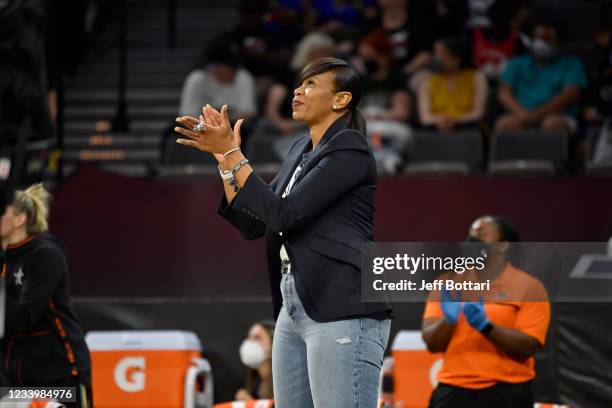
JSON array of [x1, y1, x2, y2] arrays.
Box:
[[86, 330, 202, 351], [391, 330, 427, 351]]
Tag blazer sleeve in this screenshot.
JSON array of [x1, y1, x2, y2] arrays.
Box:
[[229, 149, 370, 233], [217, 170, 282, 241], [217, 195, 267, 241]]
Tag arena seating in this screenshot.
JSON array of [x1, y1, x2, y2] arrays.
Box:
[[489, 130, 567, 176], [403, 130, 483, 176]]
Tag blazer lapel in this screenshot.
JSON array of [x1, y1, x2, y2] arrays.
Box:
[[292, 145, 323, 186], [274, 115, 352, 193], [292, 128, 354, 187], [273, 137, 312, 195]]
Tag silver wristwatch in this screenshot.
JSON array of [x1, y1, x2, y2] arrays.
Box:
[[218, 165, 234, 181]]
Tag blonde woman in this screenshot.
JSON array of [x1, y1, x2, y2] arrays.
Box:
[[0, 184, 92, 408]]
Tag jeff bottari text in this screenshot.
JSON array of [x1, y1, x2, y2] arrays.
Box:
[[372, 279, 491, 291]]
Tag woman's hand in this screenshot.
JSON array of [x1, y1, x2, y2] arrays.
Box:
[[175, 104, 242, 160], [201, 104, 244, 168]]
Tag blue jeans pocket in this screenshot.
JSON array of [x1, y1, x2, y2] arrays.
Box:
[[379, 318, 391, 348]]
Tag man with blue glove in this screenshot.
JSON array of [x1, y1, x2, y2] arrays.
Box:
[[421, 215, 550, 408]]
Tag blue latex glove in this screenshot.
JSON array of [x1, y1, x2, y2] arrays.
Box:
[[463, 296, 490, 331], [440, 289, 462, 324]]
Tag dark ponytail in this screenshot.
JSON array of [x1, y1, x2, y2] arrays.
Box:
[[347, 108, 367, 135], [299, 57, 367, 136]]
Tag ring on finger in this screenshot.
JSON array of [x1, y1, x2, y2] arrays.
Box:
[[193, 122, 207, 132]]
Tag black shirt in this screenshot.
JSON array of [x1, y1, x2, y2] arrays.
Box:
[[1, 234, 91, 386]]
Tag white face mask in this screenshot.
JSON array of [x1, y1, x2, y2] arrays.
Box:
[[530, 38, 557, 62], [239, 339, 267, 369]]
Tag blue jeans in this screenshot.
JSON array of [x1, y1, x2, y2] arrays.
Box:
[[272, 272, 391, 408]]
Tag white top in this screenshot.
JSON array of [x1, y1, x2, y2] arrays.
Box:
[[279, 160, 306, 272], [86, 330, 202, 351], [178, 67, 257, 118]]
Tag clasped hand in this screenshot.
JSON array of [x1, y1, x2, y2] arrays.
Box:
[[174, 104, 243, 166], [441, 289, 490, 331]]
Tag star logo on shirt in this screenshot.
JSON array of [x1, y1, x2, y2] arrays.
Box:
[[14, 268, 24, 286]]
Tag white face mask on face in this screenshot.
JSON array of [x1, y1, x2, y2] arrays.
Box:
[[530, 38, 558, 62], [239, 339, 267, 369]]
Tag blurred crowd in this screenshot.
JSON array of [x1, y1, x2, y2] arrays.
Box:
[[178, 0, 612, 174], [0, 0, 94, 140], [3, 0, 611, 177], [0, 0, 110, 187]]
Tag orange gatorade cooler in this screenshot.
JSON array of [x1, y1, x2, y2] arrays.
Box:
[[392, 330, 443, 408], [86, 330, 213, 408]]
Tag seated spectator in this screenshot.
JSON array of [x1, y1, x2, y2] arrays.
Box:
[[355, 29, 412, 174], [179, 40, 256, 123], [262, 32, 335, 136], [369, 0, 434, 76], [355, 29, 411, 122], [235, 321, 275, 401], [495, 18, 588, 135], [471, 0, 524, 79], [422, 215, 550, 408], [418, 38, 488, 132]]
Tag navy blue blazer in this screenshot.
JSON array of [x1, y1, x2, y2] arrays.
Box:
[[218, 116, 393, 322]]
